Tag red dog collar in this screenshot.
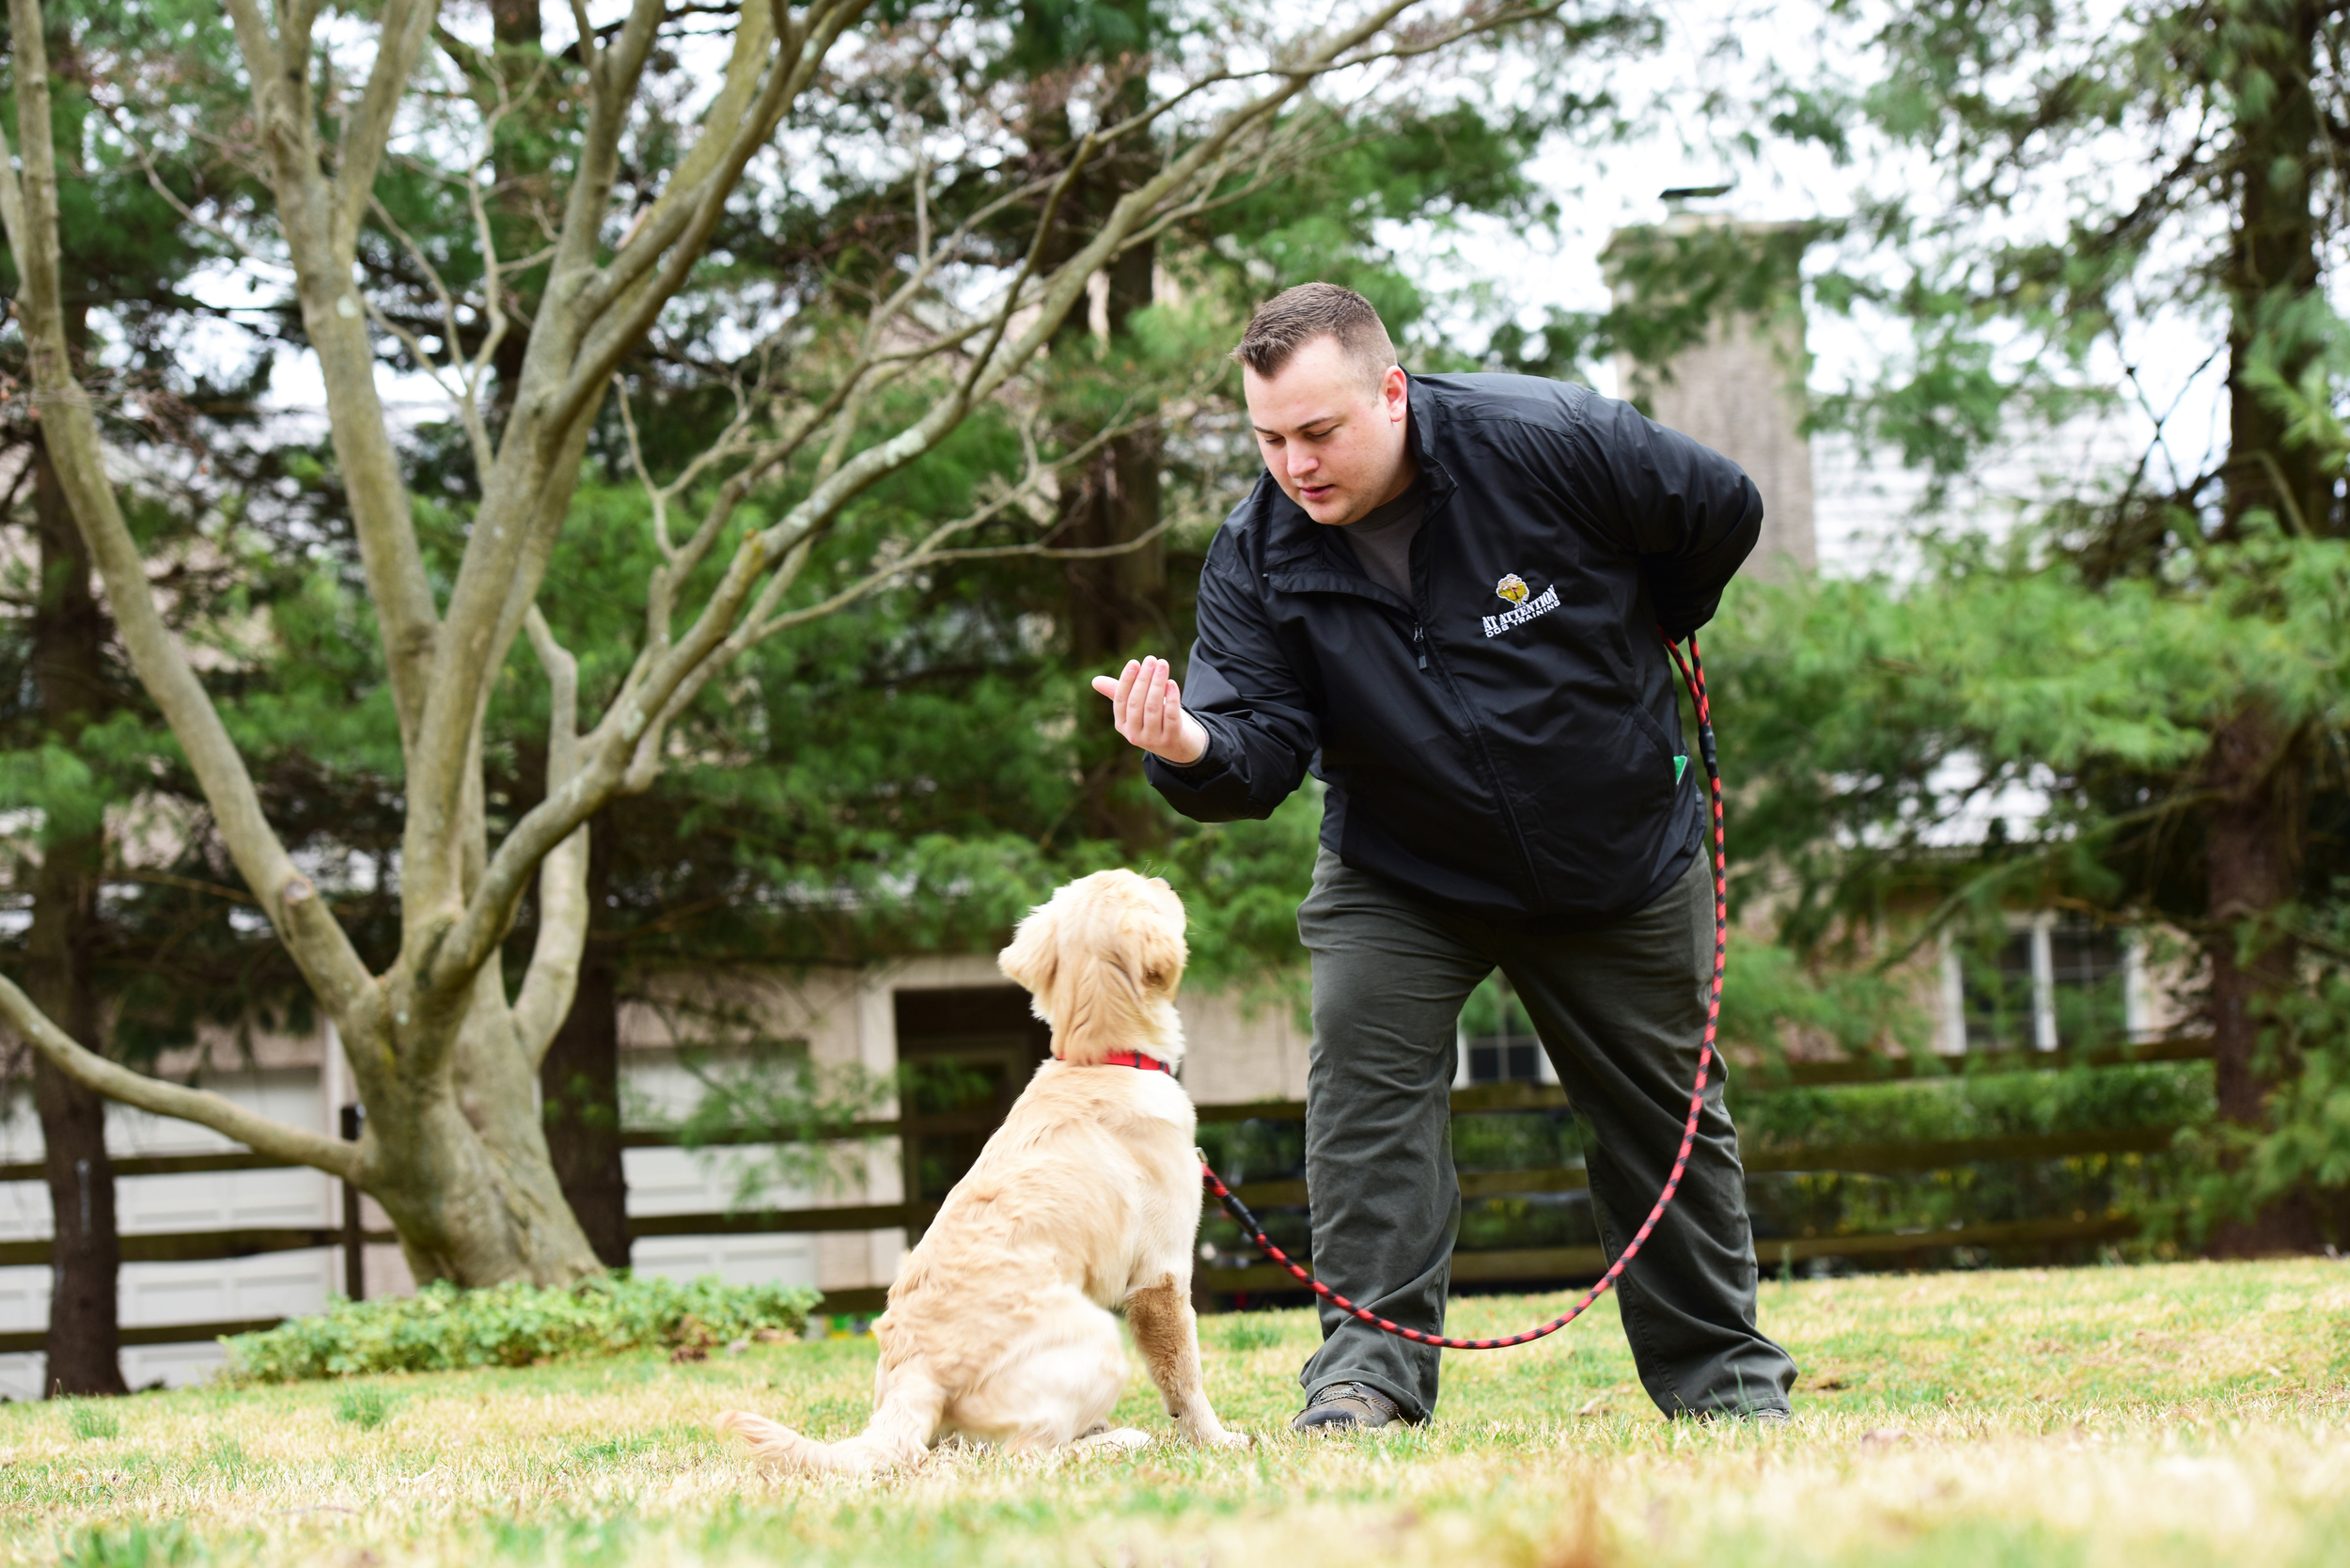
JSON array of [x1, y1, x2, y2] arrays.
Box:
[[1102, 1050, 1175, 1075]]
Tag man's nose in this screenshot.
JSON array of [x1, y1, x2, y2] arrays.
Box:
[[1286, 446, 1319, 479]]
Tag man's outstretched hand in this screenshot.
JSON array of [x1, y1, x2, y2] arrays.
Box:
[[1091, 656, 1210, 767]]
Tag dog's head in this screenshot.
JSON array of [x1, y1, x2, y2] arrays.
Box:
[[997, 870, 1188, 1066]]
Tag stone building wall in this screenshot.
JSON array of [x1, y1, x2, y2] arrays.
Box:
[[1609, 217, 1818, 583]]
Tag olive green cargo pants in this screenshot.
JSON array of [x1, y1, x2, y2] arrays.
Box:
[[1293, 849, 1796, 1421]]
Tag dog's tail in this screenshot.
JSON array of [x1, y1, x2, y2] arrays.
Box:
[[716, 1371, 947, 1476]]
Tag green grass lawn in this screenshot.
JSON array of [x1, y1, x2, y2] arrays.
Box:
[[6, 1260, 2349, 1567]]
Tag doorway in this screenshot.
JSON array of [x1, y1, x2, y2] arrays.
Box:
[[892, 986, 1052, 1232]]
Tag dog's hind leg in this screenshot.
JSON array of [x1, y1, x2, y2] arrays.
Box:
[[948, 1298, 1127, 1452], [1127, 1272, 1245, 1448]]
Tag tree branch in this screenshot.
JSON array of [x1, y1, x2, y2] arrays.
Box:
[[562, 0, 787, 330], [745, 385, 1195, 642], [393, 0, 686, 933], [227, 0, 442, 758], [539, 0, 669, 309], [553, 0, 873, 435], [0, 976, 360, 1183], [512, 607, 590, 1066], [334, 0, 443, 256]]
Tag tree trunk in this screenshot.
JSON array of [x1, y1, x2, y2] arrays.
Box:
[[1017, 22, 1174, 848], [27, 429, 126, 1397], [1064, 232, 1171, 851], [2201, 0, 2327, 1257], [2217, 0, 2330, 546], [348, 965, 603, 1287], [539, 810, 629, 1269], [1065, 235, 1168, 666], [2203, 710, 2320, 1255], [360, 1094, 605, 1288]]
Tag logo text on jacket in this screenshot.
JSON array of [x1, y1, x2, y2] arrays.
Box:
[[1482, 580, 1560, 637]]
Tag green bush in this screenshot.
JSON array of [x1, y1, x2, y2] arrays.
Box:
[[220, 1273, 819, 1384], [1198, 1063, 2218, 1276], [1732, 1062, 2213, 1149]]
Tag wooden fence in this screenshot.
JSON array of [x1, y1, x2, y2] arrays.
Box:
[[0, 1035, 2212, 1356]]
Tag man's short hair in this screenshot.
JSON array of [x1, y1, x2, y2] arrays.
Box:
[[1230, 282, 1397, 391]]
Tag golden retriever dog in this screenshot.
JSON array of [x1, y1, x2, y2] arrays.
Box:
[[715, 869, 1245, 1473]]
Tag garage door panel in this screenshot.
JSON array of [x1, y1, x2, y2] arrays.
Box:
[[116, 1169, 331, 1234], [620, 1147, 814, 1216], [629, 1234, 818, 1290], [0, 1263, 48, 1333], [119, 1252, 333, 1327]]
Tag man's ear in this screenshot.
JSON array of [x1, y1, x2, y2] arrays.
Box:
[[998, 894, 1061, 1011]]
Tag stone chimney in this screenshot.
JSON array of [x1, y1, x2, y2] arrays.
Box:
[[1604, 213, 1817, 581]]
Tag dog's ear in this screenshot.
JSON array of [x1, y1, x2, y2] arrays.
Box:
[[1131, 896, 1187, 998], [998, 893, 1061, 1019]]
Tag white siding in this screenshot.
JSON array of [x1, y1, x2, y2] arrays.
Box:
[[0, 1066, 334, 1399]]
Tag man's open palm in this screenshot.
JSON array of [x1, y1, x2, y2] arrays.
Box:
[[1091, 657, 1210, 766]]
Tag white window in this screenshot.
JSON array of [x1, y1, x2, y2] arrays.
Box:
[[1940, 915, 2140, 1054], [1454, 979, 1556, 1087]]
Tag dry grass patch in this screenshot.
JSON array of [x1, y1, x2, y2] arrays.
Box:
[[3, 1260, 2347, 1567]]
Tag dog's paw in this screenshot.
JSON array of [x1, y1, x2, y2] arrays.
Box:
[[1194, 1425, 1252, 1450]]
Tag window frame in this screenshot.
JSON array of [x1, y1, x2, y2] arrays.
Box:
[[1938, 916, 2146, 1054]]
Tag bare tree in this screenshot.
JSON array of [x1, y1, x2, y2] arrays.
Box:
[[0, 0, 1566, 1285]]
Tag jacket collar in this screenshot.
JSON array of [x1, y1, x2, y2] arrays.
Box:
[[1405, 372, 1454, 493]]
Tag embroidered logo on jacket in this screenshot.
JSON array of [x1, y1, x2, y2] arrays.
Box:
[[1482, 574, 1559, 637]]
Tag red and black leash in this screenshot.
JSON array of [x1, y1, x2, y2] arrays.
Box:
[[1197, 634, 1726, 1351]]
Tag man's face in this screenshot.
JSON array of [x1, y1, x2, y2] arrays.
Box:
[[1243, 335, 1412, 525]]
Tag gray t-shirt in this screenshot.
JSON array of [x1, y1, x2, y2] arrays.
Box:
[[1335, 482, 1425, 600]]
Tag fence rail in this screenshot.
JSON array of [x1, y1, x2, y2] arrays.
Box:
[[0, 1317, 293, 1357], [0, 1036, 2214, 1356]]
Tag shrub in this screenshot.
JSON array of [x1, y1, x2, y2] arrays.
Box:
[[220, 1273, 819, 1384]]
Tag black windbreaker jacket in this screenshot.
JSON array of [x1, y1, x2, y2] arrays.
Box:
[[1145, 371, 1762, 922]]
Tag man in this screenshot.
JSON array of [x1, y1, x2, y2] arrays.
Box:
[[1090, 282, 1797, 1431]]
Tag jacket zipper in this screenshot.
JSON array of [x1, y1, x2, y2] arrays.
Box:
[[1402, 529, 1543, 907], [1414, 619, 1545, 909]]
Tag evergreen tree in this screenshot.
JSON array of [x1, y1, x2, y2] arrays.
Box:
[[1651, 0, 2349, 1247], [0, 0, 270, 1394]]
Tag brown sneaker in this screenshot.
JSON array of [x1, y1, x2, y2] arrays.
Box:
[[1290, 1382, 1406, 1434]]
